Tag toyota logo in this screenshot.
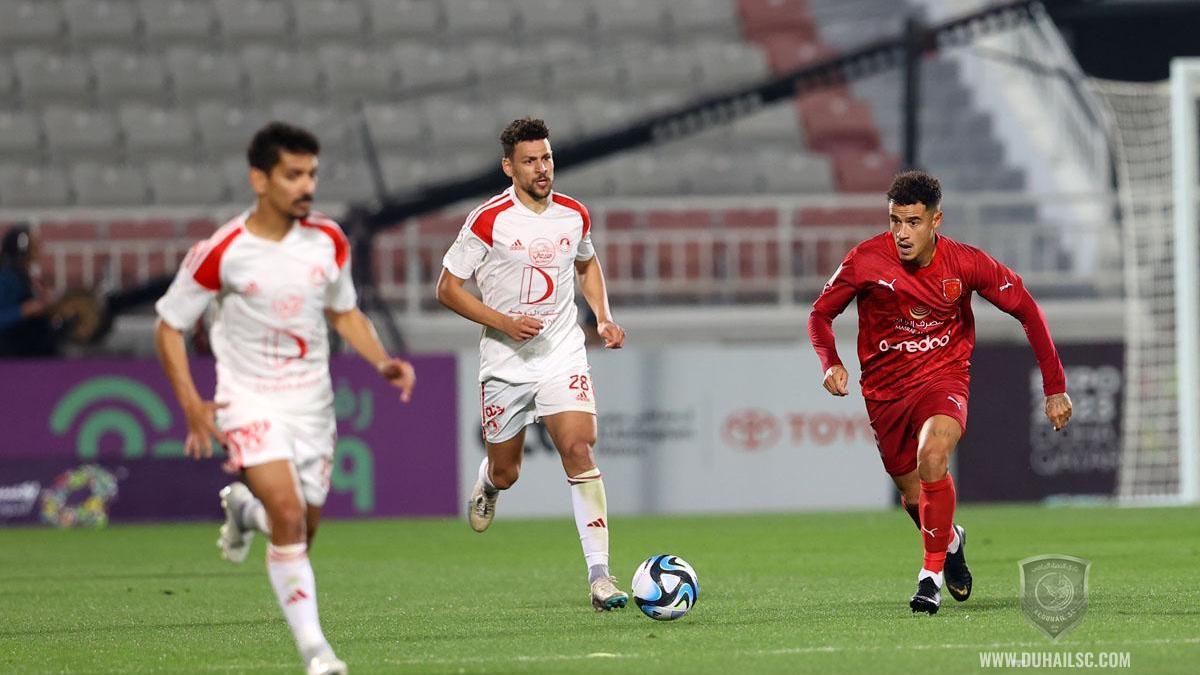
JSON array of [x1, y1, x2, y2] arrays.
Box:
[[721, 409, 781, 451]]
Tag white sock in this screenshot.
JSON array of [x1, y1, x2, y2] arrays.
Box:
[[568, 468, 609, 579], [918, 569, 944, 587], [239, 498, 271, 534], [478, 457, 499, 496], [946, 526, 961, 554], [266, 543, 329, 662]]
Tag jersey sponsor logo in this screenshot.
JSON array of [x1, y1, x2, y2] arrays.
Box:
[[510, 238, 524, 251], [271, 291, 305, 320], [909, 304, 931, 319], [877, 278, 898, 292], [878, 332, 952, 353], [557, 234, 572, 254], [894, 317, 945, 334], [942, 278, 963, 302], [529, 238, 556, 265], [520, 266, 558, 305], [999, 279, 1013, 291]]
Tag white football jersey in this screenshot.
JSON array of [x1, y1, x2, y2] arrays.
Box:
[[442, 187, 596, 383], [155, 210, 356, 425]]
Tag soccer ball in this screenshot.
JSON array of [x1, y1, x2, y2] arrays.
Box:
[[631, 554, 699, 621]]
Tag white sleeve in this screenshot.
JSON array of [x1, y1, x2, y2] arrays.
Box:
[[325, 255, 358, 312], [442, 228, 490, 279], [575, 231, 596, 262], [155, 243, 217, 331]]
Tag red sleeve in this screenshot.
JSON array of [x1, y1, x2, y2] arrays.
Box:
[[969, 248, 1067, 396], [807, 249, 860, 373]]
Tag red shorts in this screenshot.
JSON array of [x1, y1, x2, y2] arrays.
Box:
[[865, 377, 969, 477]]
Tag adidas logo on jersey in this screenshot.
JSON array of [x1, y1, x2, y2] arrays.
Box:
[[586, 518, 607, 528], [510, 239, 524, 251], [285, 588, 310, 605], [575, 391, 590, 402]]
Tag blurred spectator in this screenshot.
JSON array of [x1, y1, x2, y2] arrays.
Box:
[[0, 225, 57, 357]]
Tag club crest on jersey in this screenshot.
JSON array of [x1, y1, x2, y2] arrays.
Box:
[[909, 304, 931, 320], [529, 238, 556, 265], [557, 234, 572, 253], [942, 278, 963, 303]]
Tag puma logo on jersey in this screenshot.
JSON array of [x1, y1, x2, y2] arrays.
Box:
[[510, 239, 524, 251], [946, 395, 963, 411], [877, 278, 897, 292], [999, 279, 1013, 291], [921, 526, 938, 538]]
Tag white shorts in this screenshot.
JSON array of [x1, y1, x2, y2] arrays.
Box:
[[220, 410, 337, 507], [480, 367, 598, 443]]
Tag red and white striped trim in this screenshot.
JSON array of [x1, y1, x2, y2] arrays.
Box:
[[552, 192, 591, 237], [300, 214, 350, 269]]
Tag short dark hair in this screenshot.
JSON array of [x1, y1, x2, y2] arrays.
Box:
[[247, 121, 320, 173], [500, 117, 550, 158], [887, 170, 942, 211]]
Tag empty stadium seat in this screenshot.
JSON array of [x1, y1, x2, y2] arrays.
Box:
[[684, 152, 761, 195], [0, 57, 14, 102], [422, 97, 502, 150], [624, 48, 700, 94], [361, 0, 442, 39], [797, 90, 880, 152], [757, 150, 836, 193], [592, 0, 667, 38], [495, 97, 579, 142], [13, 50, 92, 105], [828, 148, 899, 193], [215, 0, 292, 45], [694, 42, 771, 93], [0, 111, 42, 159], [71, 164, 150, 206], [93, 50, 169, 104], [64, 0, 138, 48], [139, 0, 216, 47], [362, 103, 426, 149], [317, 47, 396, 101], [515, 0, 592, 39], [443, 0, 517, 38], [464, 41, 546, 96], [240, 47, 322, 102], [119, 105, 197, 159], [294, 0, 365, 42], [167, 48, 244, 104], [610, 153, 690, 196], [147, 160, 228, 204], [393, 44, 473, 93], [549, 60, 625, 99], [221, 157, 255, 203], [196, 102, 272, 153], [729, 103, 805, 146], [737, 0, 817, 41], [44, 106, 120, 160], [0, 166, 71, 207], [0, 1, 64, 47], [667, 0, 740, 39], [314, 159, 376, 203]]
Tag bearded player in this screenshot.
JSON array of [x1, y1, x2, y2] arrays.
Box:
[[435, 117, 629, 611], [808, 170, 1073, 614], [155, 122, 416, 673]]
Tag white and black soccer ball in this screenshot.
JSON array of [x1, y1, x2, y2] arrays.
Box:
[[631, 554, 699, 621]]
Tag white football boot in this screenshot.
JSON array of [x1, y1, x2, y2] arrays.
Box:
[[306, 650, 348, 675], [590, 576, 629, 612], [467, 478, 498, 533], [217, 482, 255, 564]]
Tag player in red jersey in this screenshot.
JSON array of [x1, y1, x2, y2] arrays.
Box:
[[808, 171, 1073, 614]]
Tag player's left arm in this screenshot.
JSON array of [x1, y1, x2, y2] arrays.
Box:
[[574, 244, 624, 349], [326, 307, 416, 403], [323, 247, 415, 402], [971, 249, 1072, 430]]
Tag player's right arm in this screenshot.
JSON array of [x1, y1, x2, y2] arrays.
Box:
[[808, 250, 861, 397], [154, 240, 228, 458], [435, 227, 542, 341]]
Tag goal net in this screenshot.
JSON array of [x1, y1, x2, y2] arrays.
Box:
[[1092, 59, 1200, 504]]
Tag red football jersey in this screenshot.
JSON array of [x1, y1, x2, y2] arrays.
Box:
[[808, 232, 1066, 401]]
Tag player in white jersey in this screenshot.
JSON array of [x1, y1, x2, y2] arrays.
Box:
[[437, 118, 629, 611], [154, 122, 415, 675]]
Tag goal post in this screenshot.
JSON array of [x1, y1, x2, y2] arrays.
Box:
[[1170, 58, 1200, 505]]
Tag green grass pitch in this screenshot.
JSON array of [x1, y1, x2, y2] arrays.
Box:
[[2, 505, 1198, 674]]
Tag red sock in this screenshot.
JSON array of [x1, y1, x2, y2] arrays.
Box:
[[918, 474, 956, 573]]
